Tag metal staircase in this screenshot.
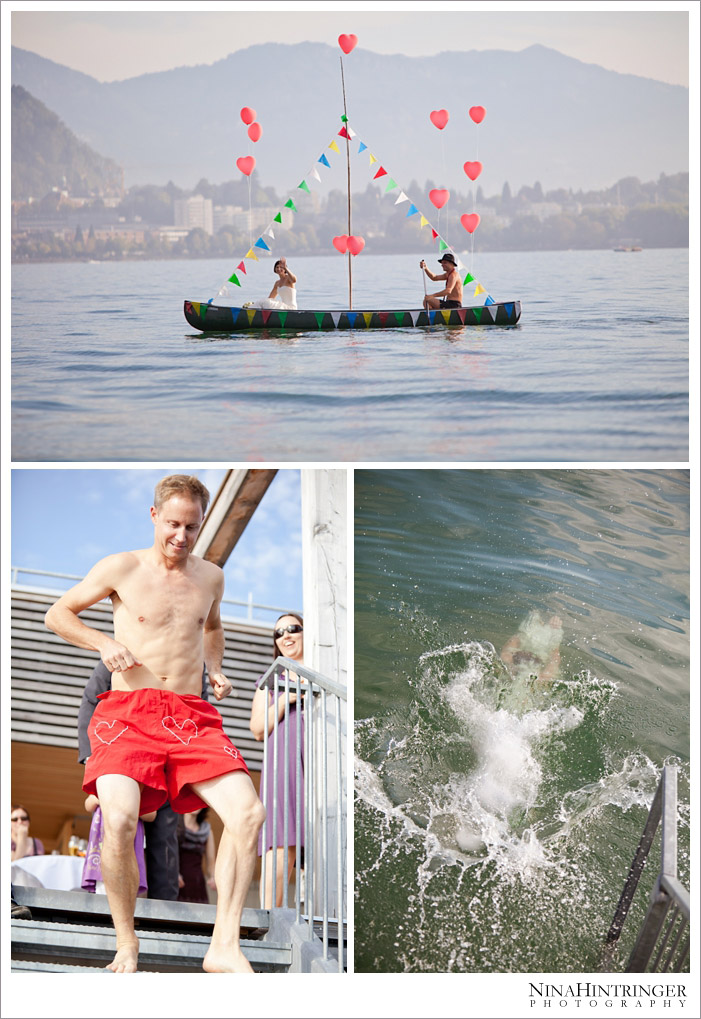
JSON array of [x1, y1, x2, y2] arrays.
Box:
[[10, 887, 289, 973], [602, 765, 690, 972]]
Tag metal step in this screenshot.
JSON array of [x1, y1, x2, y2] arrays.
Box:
[[12, 959, 132, 974], [11, 885, 269, 933], [12, 918, 291, 973]]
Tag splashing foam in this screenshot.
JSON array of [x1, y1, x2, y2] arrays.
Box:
[[436, 661, 583, 871], [355, 640, 620, 885]]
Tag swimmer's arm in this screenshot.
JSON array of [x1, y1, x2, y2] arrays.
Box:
[[203, 569, 232, 701], [44, 554, 142, 672], [500, 635, 520, 666], [538, 647, 561, 685]]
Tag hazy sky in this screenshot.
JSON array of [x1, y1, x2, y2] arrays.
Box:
[[9, 5, 693, 88], [11, 468, 303, 624]]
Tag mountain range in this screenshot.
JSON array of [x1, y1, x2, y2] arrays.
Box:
[[11, 85, 121, 201], [11, 42, 688, 196]]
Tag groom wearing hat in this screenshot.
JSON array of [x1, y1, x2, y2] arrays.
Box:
[[419, 252, 463, 310]]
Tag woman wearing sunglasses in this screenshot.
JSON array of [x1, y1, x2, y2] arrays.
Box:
[[11, 805, 45, 861], [249, 612, 304, 907]]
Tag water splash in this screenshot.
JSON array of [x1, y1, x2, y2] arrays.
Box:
[[352, 638, 677, 972]]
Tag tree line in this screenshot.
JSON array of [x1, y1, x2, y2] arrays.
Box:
[[12, 172, 688, 262]]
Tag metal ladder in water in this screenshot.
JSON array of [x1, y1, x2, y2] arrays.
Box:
[[602, 764, 690, 972]]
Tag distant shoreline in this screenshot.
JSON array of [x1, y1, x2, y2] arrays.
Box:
[[11, 244, 688, 267]]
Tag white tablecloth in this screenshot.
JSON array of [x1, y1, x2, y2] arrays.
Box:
[[11, 854, 85, 891]]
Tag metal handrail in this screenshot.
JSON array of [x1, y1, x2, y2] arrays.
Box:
[[257, 657, 346, 972], [603, 765, 689, 972], [10, 565, 287, 620]]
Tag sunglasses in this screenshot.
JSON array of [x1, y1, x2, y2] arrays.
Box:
[[12, 815, 29, 822], [274, 624, 303, 639]]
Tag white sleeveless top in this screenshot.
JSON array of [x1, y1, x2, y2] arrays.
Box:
[[275, 285, 297, 310]]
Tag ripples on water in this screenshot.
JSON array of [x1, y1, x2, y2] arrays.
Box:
[[11, 250, 688, 460], [354, 469, 689, 973]]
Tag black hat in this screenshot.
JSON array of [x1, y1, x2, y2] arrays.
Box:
[[438, 252, 457, 266]]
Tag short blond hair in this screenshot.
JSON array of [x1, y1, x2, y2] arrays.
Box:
[[154, 475, 210, 515]]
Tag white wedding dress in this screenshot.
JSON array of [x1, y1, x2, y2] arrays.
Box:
[[247, 285, 297, 311]]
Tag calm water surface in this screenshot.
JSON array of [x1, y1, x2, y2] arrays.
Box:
[[11, 250, 688, 461], [354, 469, 689, 973]]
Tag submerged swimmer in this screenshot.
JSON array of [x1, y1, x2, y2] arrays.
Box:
[[501, 610, 563, 686], [497, 610, 564, 715]]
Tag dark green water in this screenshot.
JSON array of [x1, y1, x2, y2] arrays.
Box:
[[354, 469, 689, 973]]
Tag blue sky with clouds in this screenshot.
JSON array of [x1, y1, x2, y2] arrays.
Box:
[[11, 468, 302, 623]]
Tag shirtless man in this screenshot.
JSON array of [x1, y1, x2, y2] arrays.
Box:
[[419, 252, 463, 310], [45, 474, 265, 974]]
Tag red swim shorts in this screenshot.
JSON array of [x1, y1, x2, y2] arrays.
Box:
[[83, 688, 250, 815]]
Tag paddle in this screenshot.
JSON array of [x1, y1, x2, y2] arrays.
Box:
[[421, 261, 428, 307]]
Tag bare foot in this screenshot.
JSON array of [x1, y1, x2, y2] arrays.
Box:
[[106, 938, 139, 973], [202, 944, 254, 973]]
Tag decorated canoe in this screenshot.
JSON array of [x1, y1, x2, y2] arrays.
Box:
[[183, 298, 521, 332]]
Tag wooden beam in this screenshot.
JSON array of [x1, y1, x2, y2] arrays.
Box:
[[193, 469, 277, 567]]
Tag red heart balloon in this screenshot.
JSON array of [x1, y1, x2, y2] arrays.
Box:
[[430, 109, 449, 130], [469, 106, 486, 125], [236, 156, 256, 177], [347, 235, 365, 256], [240, 107, 256, 125], [463, 161, 483, 181], [338, 34, 358, 55], [429, 188, 450, 210], [460, 213, 481, 234], [247, 122, 262, 143], [332, 235, 349, 254]]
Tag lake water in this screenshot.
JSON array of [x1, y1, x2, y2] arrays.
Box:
[[354, 469, 689, 973], [11, 249, 688, 462]]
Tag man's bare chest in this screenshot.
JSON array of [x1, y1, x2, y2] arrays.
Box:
[[113, 568, 212, 632]]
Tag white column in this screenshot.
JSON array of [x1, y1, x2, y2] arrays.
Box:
[[301, 469, 347, 922]]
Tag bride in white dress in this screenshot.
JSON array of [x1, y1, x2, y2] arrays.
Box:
[[245, 258, 297, 310]]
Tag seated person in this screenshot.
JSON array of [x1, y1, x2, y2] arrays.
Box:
[[11, 806, 44, 861], [420, 253, 463, 310], [244, 258, 297, 310]]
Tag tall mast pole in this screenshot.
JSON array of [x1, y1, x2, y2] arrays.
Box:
[[340, 56, 352, 310]]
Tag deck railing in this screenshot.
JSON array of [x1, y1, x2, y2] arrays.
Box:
[[603, 765, 689, 972], [10, 565, 286, 622], [257, 656, 346, 971]]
